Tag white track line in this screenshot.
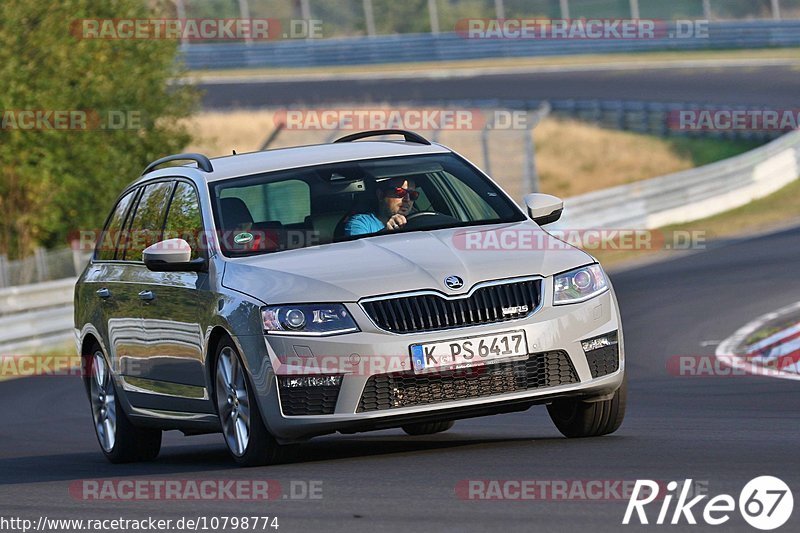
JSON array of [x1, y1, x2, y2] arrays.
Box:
[[716, 301, 800, 381]]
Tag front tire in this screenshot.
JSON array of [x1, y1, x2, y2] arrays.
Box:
[[87, 347, 161, 463], [214, 339, 287, 466], [547, 376, 627, 438]]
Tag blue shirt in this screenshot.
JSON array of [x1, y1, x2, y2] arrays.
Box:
[[343, 213, 385, 236]]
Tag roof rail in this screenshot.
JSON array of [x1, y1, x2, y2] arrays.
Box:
[[141, 153, 214, 176], [334, 129, 431, 145]]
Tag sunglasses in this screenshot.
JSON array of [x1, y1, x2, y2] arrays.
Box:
[[385, 187, 419, 201]]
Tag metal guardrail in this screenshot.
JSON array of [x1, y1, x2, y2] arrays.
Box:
[[182, 21, 800, 70], [0, 278, 76, 354], [552, 129, 800, 231]]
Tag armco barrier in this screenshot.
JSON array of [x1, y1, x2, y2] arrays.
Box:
[[552, 129, 800, 230], [0, 278, 76, 354], [181, 21, 800, 70]]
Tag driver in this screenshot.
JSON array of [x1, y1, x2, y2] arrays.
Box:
[[343, 177, 418, 236]]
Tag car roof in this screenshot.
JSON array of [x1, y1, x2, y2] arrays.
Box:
[[136, 140, 452, 186]]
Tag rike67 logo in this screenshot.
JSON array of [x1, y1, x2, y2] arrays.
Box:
[[623, 477, 793, 530]]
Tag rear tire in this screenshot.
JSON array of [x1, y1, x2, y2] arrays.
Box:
[[547, 376, 626, 438], [401, 420, 455, 436], [214, 338, 289, 466], [86, 346, 161, 464]]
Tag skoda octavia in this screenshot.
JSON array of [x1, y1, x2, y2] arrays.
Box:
[[75, 129, 626, 466]]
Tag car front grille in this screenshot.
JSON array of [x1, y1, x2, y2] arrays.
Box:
[[357, 350, 577, 412], [361, 278, 541, 334]]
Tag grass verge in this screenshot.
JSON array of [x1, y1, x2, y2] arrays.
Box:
[[0, 340, 78, 382]]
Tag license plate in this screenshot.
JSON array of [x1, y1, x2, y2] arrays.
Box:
[[410, 330, 528, 374]]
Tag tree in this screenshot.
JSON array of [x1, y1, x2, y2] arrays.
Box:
[[0, 0, 197, 259]]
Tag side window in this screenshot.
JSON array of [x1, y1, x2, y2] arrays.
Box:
[[96, 190, 136, 261], [219, 179, 310, 226], [263, 180, 309, 224], [163, 182, 204, 260], [123, 181, 174, 262]]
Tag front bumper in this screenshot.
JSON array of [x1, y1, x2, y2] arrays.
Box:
[[237, 285, 624, 442]]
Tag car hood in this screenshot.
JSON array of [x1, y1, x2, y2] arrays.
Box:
[[222, 221, 593, 304]]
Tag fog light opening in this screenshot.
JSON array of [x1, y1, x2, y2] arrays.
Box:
[[581, 332, 619, 353], [279, 375, 343, 388]]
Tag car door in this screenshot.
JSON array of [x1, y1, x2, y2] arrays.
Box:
[[80, 187, 140, 373], [122, 179, 213, 411]]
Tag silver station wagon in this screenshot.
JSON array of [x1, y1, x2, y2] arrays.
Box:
[[75, 129, 626, 466]]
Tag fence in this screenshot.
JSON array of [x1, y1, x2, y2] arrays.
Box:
[[0, 248, 89, 289], [181, 20, 800, 70], [174, 0, 800, 40]]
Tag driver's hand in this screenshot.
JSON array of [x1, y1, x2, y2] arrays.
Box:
[[386, 214, 407, 231]]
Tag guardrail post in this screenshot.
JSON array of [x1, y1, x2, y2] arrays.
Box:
[[72, 248, 85, 277], [428, 0, 440, 34], [481, 114, 494, 177], [629, 0, 640, 19], [771, 0, 782, 20], [523, 102, 551, 194], [559, 0, 570, 20], [260, 122, 284, 150], [363, 0, 376, 37], [300, 0, 311, 22], [173, 0, 189, 50], [494, 0, 505, 19], [237, 0, 252, 45], [0, 255, 8, 288], [34, 247, 48, 283], [702, 0, 712, 20]]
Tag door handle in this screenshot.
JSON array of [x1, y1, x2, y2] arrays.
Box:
[[138, 290, 155, 302], [96, 288, 111, 299]]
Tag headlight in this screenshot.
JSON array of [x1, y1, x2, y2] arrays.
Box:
[[261, 304, 359, 336], [553, 264, 609, 305]]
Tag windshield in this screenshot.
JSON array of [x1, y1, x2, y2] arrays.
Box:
[[210, 153, 526, 257]]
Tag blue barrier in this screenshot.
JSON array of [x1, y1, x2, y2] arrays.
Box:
[[182, 21, 800, 70]]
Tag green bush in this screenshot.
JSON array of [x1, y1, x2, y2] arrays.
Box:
[[0, 0, 197, 259]]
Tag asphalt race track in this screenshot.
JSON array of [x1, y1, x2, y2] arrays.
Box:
[[199, 64, 800, 109], [2, 225, 799, 532]]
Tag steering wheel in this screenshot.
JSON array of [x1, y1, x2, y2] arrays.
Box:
[[401, 211, 459, 230]]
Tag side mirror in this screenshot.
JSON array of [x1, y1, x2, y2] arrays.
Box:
[[523, 193, 564, 226], [143, 239, 206, 272]]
